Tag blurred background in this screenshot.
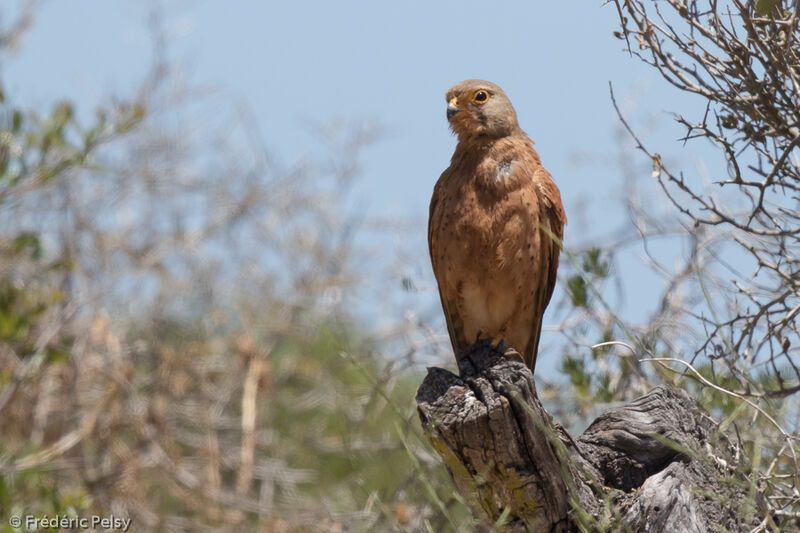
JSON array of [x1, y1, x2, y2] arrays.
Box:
[[1, 1, 797, 531]]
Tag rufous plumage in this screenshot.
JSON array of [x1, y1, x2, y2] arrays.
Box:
[[428, 79, 566, 372]]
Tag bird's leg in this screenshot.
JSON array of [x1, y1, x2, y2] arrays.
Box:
[[476, 330, 508, 349], [490, 324, 509, 349], [471, 330, 521, 363], [490, 327, 524, 363]]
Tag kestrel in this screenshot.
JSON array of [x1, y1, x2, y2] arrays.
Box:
[[428, 79, 566, 373]]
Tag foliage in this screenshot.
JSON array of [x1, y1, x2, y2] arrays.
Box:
[[0, 10, 471, 533], [552, 0, 800, 528]]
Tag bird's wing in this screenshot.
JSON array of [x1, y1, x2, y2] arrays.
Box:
[[523, 168, 566, 371], [428, 174, 469, 356], [537, 170, 566, 312]]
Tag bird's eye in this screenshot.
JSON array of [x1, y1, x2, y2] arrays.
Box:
[[471, 90, 489, 104]]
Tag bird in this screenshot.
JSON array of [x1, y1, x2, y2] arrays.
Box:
[[428, 79, 566, 373]]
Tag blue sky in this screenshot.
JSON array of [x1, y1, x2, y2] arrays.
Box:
[[3, 1, 714, 376], [5, 1, 663, 219]]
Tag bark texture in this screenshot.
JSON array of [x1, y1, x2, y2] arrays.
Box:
[[416, 340, 752, 532]]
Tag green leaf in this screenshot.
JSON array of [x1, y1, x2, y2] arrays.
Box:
[[0, 311, 25, 340], [562, 355, 591, 393], [12, 110, 22, 132], [591, 329, 614, 357], [756, 0, 778, 16], [596, 374, 613, 403], [581, 247, 610, 278], [13, 233, 42, 259], [567, 274, 588, 307], [45, 345, 70, 364]]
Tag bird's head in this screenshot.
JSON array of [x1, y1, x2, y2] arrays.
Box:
[[445, 79, 521, 141]]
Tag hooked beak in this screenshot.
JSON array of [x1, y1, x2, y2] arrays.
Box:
[[446, 97, 461, 120]]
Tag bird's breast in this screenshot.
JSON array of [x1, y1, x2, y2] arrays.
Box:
[[433, 180, 538, 270], [432, 136, 549, 270], [494, 159, 514, 182]]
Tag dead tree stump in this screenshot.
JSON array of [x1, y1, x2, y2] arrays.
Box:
[[416, 340, 753, 532]]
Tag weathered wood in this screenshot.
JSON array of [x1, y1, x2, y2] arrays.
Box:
[[416, 340, 752, 532]]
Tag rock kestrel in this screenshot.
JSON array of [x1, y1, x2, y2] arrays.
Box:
[[428, 79, 566, 372]]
